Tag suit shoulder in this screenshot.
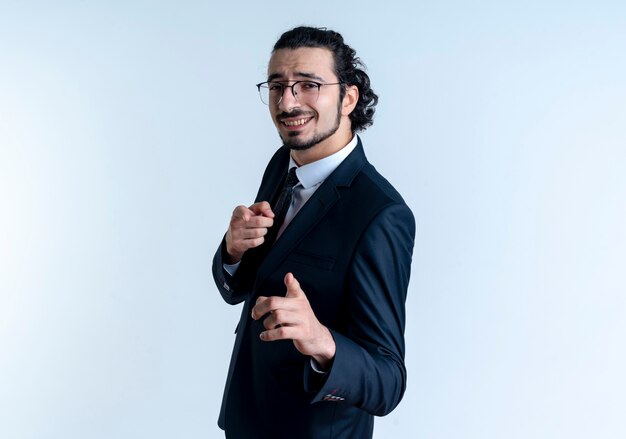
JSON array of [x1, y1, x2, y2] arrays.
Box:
[[356, 162, 409, 207], [338, 161, 414, 234], [254, 146, 290, 200], [263, 146, 290, 173]]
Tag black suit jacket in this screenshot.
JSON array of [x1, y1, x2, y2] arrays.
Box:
[[212, 139, 415, 438]]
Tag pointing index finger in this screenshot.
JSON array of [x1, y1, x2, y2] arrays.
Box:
[[249, 201, 275, 218], [232, 205, 251, 221]]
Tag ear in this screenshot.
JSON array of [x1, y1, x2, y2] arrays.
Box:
[[341, 84, 359, 117]]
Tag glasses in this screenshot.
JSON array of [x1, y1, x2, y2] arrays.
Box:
[[256, 80, 343, 105]]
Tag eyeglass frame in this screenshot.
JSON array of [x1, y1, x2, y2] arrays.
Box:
[[255, 80, 343, 105]]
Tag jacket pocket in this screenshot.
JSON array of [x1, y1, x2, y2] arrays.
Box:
[[289, 250, 335, 271]]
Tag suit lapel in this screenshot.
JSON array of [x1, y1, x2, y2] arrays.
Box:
[[256, 147, 291, 205], [254, 140, 368, 290]]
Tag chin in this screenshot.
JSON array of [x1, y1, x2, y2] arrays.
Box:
[[284, 139, 317, 151], [280, 123, 340, 152], [279, 132, 317, 151]]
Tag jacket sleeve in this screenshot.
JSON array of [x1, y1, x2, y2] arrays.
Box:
[[305, 202, 416, 416], [212, 238, 249, 305]]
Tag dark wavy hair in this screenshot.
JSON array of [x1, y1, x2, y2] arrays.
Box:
[[273, 26, 378, 133]]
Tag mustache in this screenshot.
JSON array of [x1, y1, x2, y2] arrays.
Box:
[[276, 110, 315, 120]]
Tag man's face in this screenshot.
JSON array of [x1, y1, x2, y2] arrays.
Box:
[[266, 47, 344, 151]]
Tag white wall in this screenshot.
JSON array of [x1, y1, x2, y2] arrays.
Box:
[[1, 1, 624, 438]]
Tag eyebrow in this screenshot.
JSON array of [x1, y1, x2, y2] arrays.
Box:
[[267, 71, 325, 82]]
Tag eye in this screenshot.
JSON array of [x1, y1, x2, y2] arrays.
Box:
[[268, 82, 283, 92], [299, 81, 319, 91]]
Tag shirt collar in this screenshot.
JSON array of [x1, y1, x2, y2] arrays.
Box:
[[288, 135, 358, 189]]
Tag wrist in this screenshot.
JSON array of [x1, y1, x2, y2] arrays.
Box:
[[224, 251, 242, 264], [311, 329, 336, 370], [223, 237, 243, 264]]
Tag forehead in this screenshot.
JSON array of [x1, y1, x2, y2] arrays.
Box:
[[267, 47, 335, 80]]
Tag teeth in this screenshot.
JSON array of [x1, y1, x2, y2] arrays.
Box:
[[283, 118, 308, 127]]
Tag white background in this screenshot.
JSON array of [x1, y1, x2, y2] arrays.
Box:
[[1, 1, 625, 438]]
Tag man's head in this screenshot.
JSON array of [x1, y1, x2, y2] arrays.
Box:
[[261, 26, 378, 158]]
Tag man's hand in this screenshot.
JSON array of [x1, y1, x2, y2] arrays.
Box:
[[251, 273, 336, 370], [225, 201, 274, 263]]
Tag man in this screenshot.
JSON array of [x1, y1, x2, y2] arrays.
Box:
[[212, 26, 415, 438]]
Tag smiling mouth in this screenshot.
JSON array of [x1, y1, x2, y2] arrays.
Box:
[[280, 117, 313, 128]]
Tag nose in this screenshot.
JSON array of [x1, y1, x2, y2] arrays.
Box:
[[278, 84, 300, 111]]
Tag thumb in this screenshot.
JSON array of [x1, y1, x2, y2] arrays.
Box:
[[284, 272, 303, 298]]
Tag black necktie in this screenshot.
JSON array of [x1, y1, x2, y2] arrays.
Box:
[[264, 167, 299, 246]]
